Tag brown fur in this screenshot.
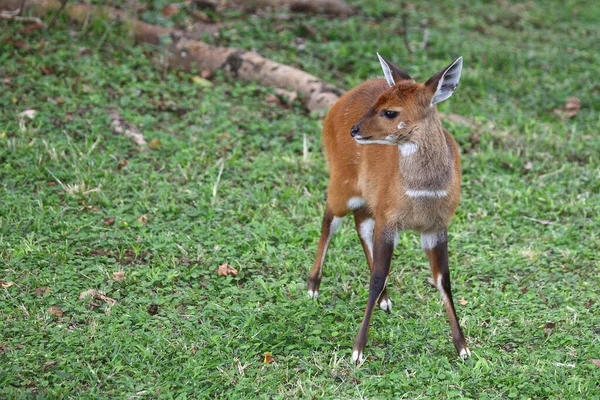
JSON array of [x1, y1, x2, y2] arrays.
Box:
[[322, 78, 461, 232]]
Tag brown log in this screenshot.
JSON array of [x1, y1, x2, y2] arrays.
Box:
[[247, 0, 356, 16], [0, 0, 344, 112]]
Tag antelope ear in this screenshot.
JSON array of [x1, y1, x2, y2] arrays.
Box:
[[425, 56, 463, 106], [377, 53, 412, 87]]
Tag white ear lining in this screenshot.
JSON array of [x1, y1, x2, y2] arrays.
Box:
[[377, 53, 395, 88], [431, 56, 463, 106]]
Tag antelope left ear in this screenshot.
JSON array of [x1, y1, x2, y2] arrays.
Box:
[[377, 53, 412, 88], [425, 56, 463, 106]]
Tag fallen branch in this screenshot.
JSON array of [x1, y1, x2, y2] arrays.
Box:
[[248, 0, 356, 16], [108, 109, 148, 151], [0, 7, 46, 26], [0, 0, 344, 112]]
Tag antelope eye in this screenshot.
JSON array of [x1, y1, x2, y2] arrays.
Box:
[[382, 110, 399, 119]]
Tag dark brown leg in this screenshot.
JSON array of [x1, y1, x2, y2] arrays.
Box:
[[421, 230, 470, 358], [308, 207, 343, 299], [353, 208, 391, 312], [352, 223, 396, 364]]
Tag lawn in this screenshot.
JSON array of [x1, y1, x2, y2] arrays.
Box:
[[1, 0, 599, 398]]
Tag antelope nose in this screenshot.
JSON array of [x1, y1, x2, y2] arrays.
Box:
[[350, 124, 360, 137]]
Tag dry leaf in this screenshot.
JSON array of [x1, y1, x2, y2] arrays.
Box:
[[148, 139, 162, 150], [78, 47, 92, 57], [148, 304, 159, 315], [40, 66, 55, 76], [468, 133, 481, 147], [544, 322, 555, 335], [19, 109, 37, 120], [117, 160, 129, 169], [10, 39, 30, 50], [217, 264, 238, 277], [113, 271, 125, 282], [103, 217, 116, 226], [554, 97, 581, 119], [1, 281, 15, 289], [191, 76, 213, 87], [458, 298, 468, 305], [34, 287, 50, 296], [501, 344, 514, 352], [162, 4, 179, 17], [137, 215, 148, 225], [264, 352, 274, 364], [78, 289, 116, 305], [590, 359, 600, 368], [48, 306, 63, 317], [200, 69, 214, 80], [42, 360, 58, 371], [523, 161, 533, 173]]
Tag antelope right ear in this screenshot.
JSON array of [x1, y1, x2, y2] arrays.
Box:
[[425, 56, 463, 106], [377, 53, 412, 87]]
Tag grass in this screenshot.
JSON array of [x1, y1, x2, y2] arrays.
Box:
[[1, 0, 599, 398]]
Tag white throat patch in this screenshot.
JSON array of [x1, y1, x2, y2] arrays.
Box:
[[399, 143, 418, 157]]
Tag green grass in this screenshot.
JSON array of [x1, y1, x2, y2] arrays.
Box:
[[1, 0, 599, 398]]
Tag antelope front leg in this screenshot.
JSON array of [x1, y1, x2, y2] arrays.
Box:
[[353, 208, 391, 312], [352, 224, 395, 364], [308, 207, 343, 299], [421, 230, 470, 359]]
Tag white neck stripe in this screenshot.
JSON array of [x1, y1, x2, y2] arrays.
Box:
[[406, 189, 448, 198]]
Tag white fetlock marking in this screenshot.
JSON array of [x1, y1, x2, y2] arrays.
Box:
[[330, 216, 342, 234], [308, 290, 319, 300], [459, 347, 471, 359], [352, 350, 365, 364], [379, 298, 392, 311], [421, 231, 443, 249]]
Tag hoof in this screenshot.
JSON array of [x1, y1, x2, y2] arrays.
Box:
[[379, 298, 392, 313], [459, 347, 471, 360], [352, 350, 365, 365]]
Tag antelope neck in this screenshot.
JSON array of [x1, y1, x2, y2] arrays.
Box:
[[399, 123, 452, 194]]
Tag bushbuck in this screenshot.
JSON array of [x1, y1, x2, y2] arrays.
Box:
[[308, 54, 470, 363]]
